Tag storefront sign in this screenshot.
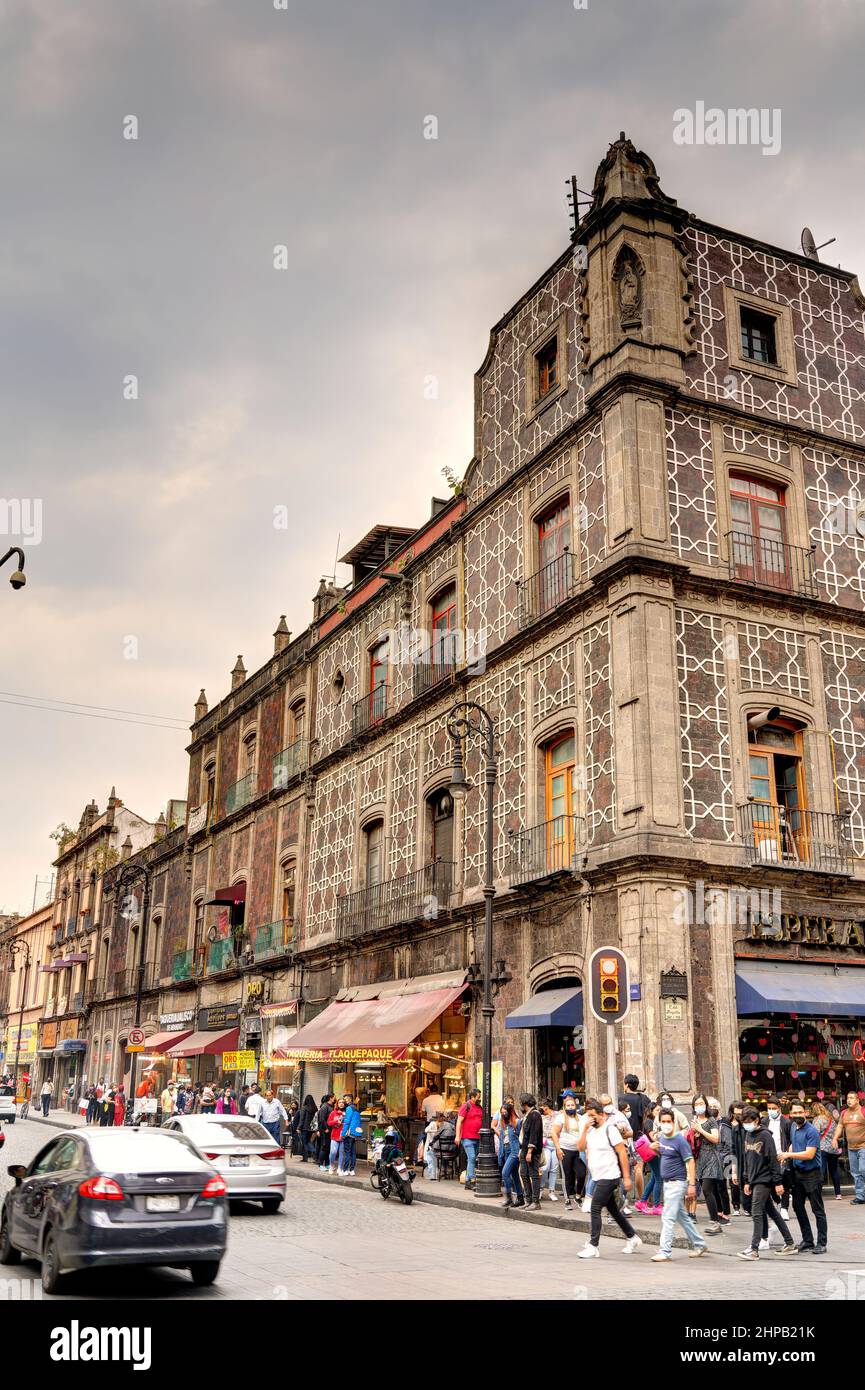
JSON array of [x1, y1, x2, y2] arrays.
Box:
[[259, 1000, 298, 1018], [747, 913, 865, 951], [59, 1019, 79, 1042], [40, 1022, 58, 1049], [160, 1010, 194, 1030], [197, 1004, 241, 1031], [663, 998, 685, 1023], [281, 1046, 407, 1062], [221, 1050, 256, 1070], [245, 979, 264, 1001]]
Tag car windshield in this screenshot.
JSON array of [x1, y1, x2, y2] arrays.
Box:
[[86, 1131, 205, 1170], [184, 1119, 272, 1143]]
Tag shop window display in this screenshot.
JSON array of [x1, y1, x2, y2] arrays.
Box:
[[738, 1017, 865, 1105]]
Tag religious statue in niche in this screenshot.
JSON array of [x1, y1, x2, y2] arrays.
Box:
[[612, 245, 644, 330]]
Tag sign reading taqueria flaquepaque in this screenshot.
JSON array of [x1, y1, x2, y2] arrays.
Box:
[[747, 913, 865, 950], [280, 1046, 408, 1062]]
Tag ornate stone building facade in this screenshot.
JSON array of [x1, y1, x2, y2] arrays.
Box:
[[85, 134, 865, 1119]]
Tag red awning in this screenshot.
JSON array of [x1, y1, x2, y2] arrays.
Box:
[[203, 883, 246, 907], [279, 984, 465, 1061], [143, 1031, 193, 1053], [166, 1028, 239, 1058]]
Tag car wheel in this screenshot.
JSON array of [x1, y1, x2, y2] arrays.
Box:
[[189, 1260, 221, 1287], [0, 1210, 20, 1265], [260, 1198, 282, 1214], [41, 1231, 67, 1295]]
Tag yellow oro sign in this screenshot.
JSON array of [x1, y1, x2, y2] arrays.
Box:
[[221, 1050, 256, 1071], [126, 1044, 144, 1053]]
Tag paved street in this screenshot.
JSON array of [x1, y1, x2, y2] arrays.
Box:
[[2, 1117, 864, 1301]]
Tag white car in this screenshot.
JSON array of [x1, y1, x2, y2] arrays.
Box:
[[162, 1114, 285, 1212], [0, 1090, 16, 1125]]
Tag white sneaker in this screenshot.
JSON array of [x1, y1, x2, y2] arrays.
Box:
[[577, 1244, 599, 1259], [758, 1238, 770, 1251], [651, 1251, 672, 1262], [779, 1208, 789, 1221], [621, 1204, 633, 1215], [581, 1196, 592, 1212], [622, 1235, 642, 1255], [548, 1192, 558, 1202]]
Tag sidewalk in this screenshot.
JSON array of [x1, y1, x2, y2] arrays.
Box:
[[20, 1109, 88, 1131]]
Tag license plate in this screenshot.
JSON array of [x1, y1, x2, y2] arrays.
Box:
[[229, 1155, 250, 1167], [145, 1194, 181, 1212]]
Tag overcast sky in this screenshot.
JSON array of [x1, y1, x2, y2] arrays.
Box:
[[1, 0, 863, 914]]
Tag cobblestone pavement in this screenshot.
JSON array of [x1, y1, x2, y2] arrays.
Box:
[[2, 1119, 863, 1301]]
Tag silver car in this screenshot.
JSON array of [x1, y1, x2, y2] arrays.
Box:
[[162, 1115, 286, 1212]]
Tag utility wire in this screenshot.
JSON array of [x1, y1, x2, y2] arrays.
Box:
[[0, 690, 187, 723], [0, 698, 188, 731]]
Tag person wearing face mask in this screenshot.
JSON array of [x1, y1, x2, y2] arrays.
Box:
[[652, 1091, 689, 1134], [692, 1094, 730, 1234], [576, 1099, 642, 1258], [724, 1102, 748, 1217], [516, 1093, 544, 1212], [650, 1109, 709, 1262], [552, 1090, 586, 1211], [737, 1104, 796, 1260], [764, 1096, 793, 1219], [778, 1100, 827, 1254]]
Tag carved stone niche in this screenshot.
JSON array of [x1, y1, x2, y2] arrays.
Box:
[[612, 244, 644, 331]]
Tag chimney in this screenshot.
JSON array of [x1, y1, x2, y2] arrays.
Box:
[[121, 835, 133, 861], [273, 615, 291, 655], [231, 656, 246, 691], [194, 689, 208, 722], [154, 811, 166, 839]]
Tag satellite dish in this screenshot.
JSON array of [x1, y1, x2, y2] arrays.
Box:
[[801, 227, 818, 259]]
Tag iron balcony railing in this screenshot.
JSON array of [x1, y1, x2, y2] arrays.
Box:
[[726, 530, 817, 598], [71, 990, 85, 1012], [413, 650, 458, 699], [52, 925, 64, 946], [352, 684, 390, 738], [738, 802, 852, 875], [508, 815, 587, 888], [253, 917, 294, 963], [272, 740, 309, 790], [172, 949, 199, 984], [206, 938, 238, 975], [226, 770, 257, 815], [336, 860, 455, 942], [518, 551, 579, 628]]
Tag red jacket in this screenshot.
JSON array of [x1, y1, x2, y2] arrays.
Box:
[[327, 1109, 345, 1142]]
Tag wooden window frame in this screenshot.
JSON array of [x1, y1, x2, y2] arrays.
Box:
[[524, 313, 568, 421], [723, 287, 797, 387]]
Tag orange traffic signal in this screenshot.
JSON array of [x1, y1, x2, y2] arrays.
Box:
[[599, 955, 620, 1012]]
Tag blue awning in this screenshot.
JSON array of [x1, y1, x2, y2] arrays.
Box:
[[54, 1039, 87, 1054], [736, 960, 865, 1018], [505, 987, 583, 1030]]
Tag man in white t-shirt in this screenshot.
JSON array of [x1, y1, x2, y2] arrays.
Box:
[[246, 1084, 265, 1122], [421, 1084, 446, 1121], [577, 1098, 641, 1259]]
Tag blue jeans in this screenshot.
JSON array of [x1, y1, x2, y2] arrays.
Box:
[[462, 1138, 479, 1182], [642, 1155, 663, 1206], [340, 1136, 357, 1172], [544, 1144, 560, 1192], [329, 1138, 342, 1169], [500, 1149, 522, 1198], [265, 1120, 282, 1147], [660, 1179, 706, 1255], [849, 1146, 865, 1201]]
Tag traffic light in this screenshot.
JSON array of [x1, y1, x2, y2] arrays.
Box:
[[588, 946, 630, 1024]]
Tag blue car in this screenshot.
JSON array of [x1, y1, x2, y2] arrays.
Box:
[[1, 1127, 227, 1294]]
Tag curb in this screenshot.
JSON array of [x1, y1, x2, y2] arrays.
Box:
[[282, 1160, 692, 1248], [18, 1113, 88, 1132]]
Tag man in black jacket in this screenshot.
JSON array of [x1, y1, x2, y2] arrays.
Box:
[[516, 1093, 544, 1212], [737, 1105, 796, 1260]]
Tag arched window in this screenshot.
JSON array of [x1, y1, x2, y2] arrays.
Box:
[[746, 717, 808, 863], [544, 732, 578, 871], [428, 788, 455, 865], [730, 474, 789, 589], [203, 760, 216, 824], [535, 496, 572, 613], [242, 731, 257, 778], [290, 701, 305, 745], [364, 821, 384, 888], [282, 861, 296, 925]]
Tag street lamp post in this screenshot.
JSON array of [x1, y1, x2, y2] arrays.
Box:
[[447, 701, 511, 1198], [7, 939, 32, 1099], [113, 863, 152, 1123]]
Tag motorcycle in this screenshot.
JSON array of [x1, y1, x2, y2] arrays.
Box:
[[369, 1124, 414, 1204]]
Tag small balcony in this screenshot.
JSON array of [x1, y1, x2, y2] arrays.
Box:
[[738, 802, 852, 875], [85, 977, 106, 1006], [272, 740, 309, 791], [206, 938, 239, 975], [507, 815, 586, 888], [172, 948, 200, 984], [726, 530, 817, 598], [517, 551, 578, 628], [352, 684, 390, 738], [226, 770, 257, 815], [253, 917, 294, 963], [70, 990, 85, 1012], [336, 861, 455, 942], [413, 653, 458, 699]]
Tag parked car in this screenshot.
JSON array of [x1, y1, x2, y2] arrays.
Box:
[[162, 1114, 286, 1211], [0, 1089, 16, 1125], [0, 1127, 227, 1294]]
